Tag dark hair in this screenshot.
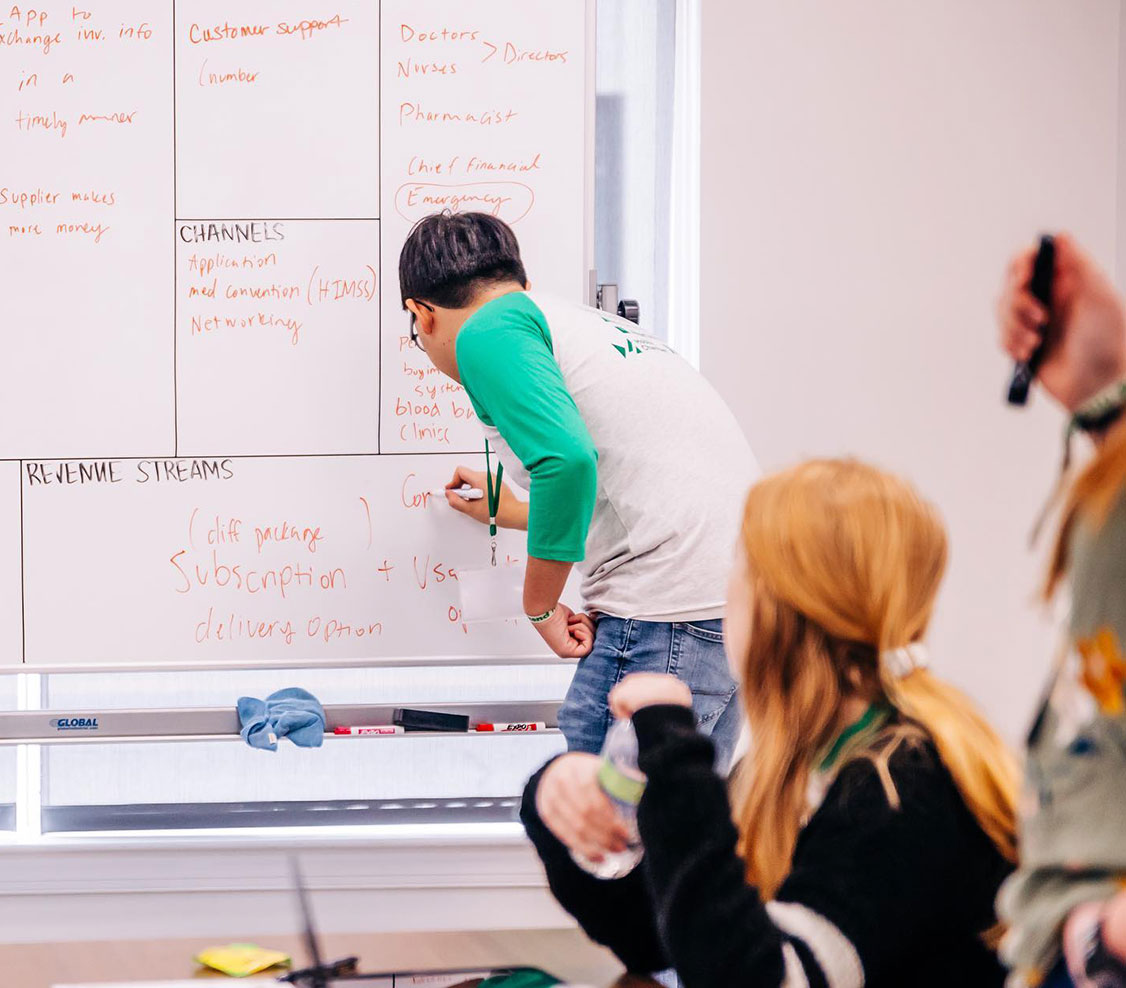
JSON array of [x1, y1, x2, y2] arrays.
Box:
[[399, 212, 528, 309]]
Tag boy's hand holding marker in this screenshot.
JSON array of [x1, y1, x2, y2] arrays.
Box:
[[443, 465, 528, 529]]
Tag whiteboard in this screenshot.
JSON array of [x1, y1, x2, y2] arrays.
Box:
[[378, 0, 589, 454], [23, 454, 546, 665], [0, 0, 593, 668]]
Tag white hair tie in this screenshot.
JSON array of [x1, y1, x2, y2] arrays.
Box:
[[881, 643, 928, 678]]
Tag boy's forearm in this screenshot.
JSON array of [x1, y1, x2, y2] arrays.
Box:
[[523, 557, 573, 615]]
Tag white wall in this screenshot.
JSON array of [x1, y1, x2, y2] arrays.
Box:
[[701, 0, 1122, 740]]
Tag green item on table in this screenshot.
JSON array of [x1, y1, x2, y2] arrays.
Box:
[[479, 969, 561, 988]]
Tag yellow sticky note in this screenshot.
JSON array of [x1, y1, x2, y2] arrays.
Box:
[[194, 942, 291, 978]]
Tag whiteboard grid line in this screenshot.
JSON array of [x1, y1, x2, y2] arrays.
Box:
[[0, 450, 484, 463], [177, 217, 381, 222], [171, 0, 179, 458], [17, 462, 24, 666], [377, 0, 383, 456], [4, 653, 567, 675]]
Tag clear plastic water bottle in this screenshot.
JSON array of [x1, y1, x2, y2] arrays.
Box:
[[571, 718, 646, 879]]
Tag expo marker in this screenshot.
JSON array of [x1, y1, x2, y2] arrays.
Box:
[[474, 722, 548, 733], [333, 726, 405, 736]]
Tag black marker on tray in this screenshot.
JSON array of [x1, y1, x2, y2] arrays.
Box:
[[1007, 234, 1056, 406], [392, 708, 469, 733]]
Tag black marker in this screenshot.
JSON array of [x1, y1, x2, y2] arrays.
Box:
[[1007, 234, 1055, 406], [392, 707, 469, 733]]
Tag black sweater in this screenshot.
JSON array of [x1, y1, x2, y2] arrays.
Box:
[[521, 705, 1012, 988]]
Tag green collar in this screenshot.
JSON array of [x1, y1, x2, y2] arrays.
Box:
[[1072, 378, 1126, 436], [817, 703, 894, 773]]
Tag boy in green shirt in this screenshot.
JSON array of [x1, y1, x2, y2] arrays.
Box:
[[400, 212, 756, 766]]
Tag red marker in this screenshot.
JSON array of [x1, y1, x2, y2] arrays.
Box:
[[334, 725, 404, 736], [474, 722, 548, 733]]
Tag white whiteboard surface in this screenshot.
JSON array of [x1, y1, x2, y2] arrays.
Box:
[[0, 0, 174, 459], [174, 1, 381, 219], [1, 1, 591, 668], [176, 219, 381, 456], [379, 0, 589, 454], [22, 455, 547, 666]]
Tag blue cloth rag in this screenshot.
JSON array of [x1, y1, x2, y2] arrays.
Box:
[[237, 688, 326, 751]]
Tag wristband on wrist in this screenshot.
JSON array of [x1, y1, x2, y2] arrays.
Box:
[[527, 607, 557, 625]]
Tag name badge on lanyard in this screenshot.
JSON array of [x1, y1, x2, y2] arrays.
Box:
[[457, 441, 526, 623]]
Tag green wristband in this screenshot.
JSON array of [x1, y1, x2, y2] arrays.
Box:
[[527, 607, 557, 625]]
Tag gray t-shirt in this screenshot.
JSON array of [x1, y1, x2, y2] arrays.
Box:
[[457, 291, 757, 621]]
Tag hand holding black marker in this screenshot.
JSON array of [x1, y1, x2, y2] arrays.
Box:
[[1006, 234, 1056, 406]]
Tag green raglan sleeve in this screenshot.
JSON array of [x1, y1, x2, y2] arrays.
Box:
[[456, 296, 597, 562]]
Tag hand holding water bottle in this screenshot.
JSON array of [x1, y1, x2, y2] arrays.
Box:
[[536, 752, 632, 863], [538, 674, 693, 879]]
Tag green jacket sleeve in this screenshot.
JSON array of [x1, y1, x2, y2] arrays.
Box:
[[456, 295, 597, 562]]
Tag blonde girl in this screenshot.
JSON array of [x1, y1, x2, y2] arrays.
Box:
[[522, 459, 1018, 987]]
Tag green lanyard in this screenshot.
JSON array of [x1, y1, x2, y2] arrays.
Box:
[[485, 440, 503, 567], [816, 703, 892, 773]]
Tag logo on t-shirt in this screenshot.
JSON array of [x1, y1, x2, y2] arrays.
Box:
[[602, 317, 673, 359]]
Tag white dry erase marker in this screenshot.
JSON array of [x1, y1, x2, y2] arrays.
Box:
[[334, 725, 405, 736], [433, 486, 485, 501], [474, 722, 548, 733]]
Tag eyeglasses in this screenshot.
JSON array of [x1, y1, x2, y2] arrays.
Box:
[[408, 301, 434, 352]]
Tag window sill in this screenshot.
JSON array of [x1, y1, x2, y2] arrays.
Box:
[[0, 823, 561, 944], [0, 819, 527, 853]]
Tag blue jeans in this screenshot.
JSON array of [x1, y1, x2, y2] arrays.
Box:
[[557, 617, 742, 772]]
